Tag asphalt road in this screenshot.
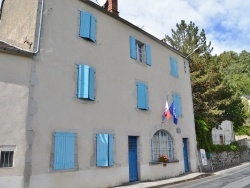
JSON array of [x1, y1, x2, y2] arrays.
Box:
[[166, 162, 250, 188]]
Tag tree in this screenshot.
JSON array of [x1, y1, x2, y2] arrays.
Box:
[[165, 20, 248, 147], [216, 51, 250, 95], [165, 20, 213, 57]]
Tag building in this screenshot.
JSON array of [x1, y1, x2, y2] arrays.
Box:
[[0, 0, 198, 187], [212, 120, 235, 145]]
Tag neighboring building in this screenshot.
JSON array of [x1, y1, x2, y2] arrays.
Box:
[[0, 0, 198, 187], [212, 120, 235, 145]]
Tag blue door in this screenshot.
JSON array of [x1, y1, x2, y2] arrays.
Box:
[[128, 136, 138, 182], [183, 138, 189, 172]]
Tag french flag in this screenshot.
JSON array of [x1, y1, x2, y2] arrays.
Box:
[[164, 100, 171, 119]]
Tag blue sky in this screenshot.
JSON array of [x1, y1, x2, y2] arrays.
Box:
[[2, 0, 249, 55], [117, 0, 250, 55]]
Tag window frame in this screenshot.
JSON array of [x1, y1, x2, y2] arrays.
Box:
[[136, 82, 149, 110], [130, 36, 152, 66], [170, 57, 179, 77], [151, 130, 175, 162], [79, 11, 96, 42], [173, 93, 182, 117], [0, 146, 15, 168], [96, 133, 114, 167], [52, 132, 78, 171], [77, 64, 95, 101], [0, 151, 14, 168]]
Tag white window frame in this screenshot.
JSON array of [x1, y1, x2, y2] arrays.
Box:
[[136, 41, 145, 63], [0, 145, 15, 168], [151, 130, 175, 161]]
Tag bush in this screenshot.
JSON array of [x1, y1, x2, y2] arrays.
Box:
[[235, 126, 250, 136]]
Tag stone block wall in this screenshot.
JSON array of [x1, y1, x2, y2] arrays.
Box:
[[200, 149, 250, 172]]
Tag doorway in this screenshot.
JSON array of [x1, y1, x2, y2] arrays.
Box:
[[128, 136, 138, 182], [183, 138, 190, 172]]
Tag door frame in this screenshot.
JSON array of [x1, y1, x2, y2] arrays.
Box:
[[128, 136, 139, 182], [182, 138, 190, 172]]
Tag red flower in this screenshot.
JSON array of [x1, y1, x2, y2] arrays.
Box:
[[159, 155, 169, 162]]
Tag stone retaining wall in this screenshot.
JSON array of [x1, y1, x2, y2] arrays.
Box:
[[200, 149, 250, 172]]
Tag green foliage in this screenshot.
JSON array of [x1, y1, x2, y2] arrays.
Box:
[[165, 20, 249, 149], [216, 51, 250, 95], [209, 141, 246, 153], [235, 126, 250, 136], [195, 117, 213, 151]]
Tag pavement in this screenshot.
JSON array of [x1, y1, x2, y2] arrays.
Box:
[[114, 172, 214, 188], [114, 162, 250, 188]]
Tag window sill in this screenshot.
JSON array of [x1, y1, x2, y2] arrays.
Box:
[[149, 159, 179, 165]]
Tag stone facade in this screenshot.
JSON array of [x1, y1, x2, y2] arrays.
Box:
[[199, 139, 250, 172]]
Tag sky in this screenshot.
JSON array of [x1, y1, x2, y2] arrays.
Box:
[[1, 0, 249, 55], [116, 0, 250, 55]]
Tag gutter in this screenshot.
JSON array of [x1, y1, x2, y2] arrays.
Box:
[[33, 0, 44, 55], [80, 0, 188, 60]]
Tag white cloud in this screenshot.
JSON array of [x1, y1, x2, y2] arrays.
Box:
[[118, 0, 250, 55]]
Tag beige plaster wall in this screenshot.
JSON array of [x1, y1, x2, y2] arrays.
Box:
[[0, 53, 32, 187], [29, 0, 198, 187], [0, 0, 38, 51]]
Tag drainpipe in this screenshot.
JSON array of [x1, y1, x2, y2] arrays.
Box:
[[33, 0, 44, 55]]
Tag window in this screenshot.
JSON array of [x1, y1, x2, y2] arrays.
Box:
[[96, 134, 114, 167], [170, 57, 178, 77], [79, 11, 96, 42], [151, 130, 174, 161], [173, 93, 182, 117], [77, 64, 95, 100], [0, 151, 14, 167], [53, 132, 77, 171], [137, 82, 149, 110], [0, 0, 5, 20], [130, 36, 152, 65]]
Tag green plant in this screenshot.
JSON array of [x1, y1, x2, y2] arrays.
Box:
[[159, 155, 169, 163]]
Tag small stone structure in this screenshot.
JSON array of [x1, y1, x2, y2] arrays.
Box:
[[212, 120, 235, 145]]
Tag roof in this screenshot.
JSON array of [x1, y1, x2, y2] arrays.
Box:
[[81, 0, 188, 60], [0, 40, 33, 56]]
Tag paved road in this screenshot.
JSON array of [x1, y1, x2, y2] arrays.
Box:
[[166, 162, 250, 188]]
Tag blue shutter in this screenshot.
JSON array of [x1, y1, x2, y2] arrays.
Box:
[[145, 44, 152, 66], [170, 57, 178, 77], [130, 36, 136, 59], [173, 94, 182, 117], [80, 11, 91, 39], [96, 134, 109, 167], [90, 15, 96, 42], [77, 65, 89, 99], [137, 82, 148, 110], [177, 94, 182, 116], [79, 11, 96, 42], [88, 67, 95, 100], [108, 134, 114, 166], [54, 132, 75, 170]]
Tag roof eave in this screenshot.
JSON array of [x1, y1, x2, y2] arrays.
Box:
[[80, 0, 187, 59]]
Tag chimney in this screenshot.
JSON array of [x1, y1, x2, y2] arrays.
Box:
[[105, 0, 119, 16]]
